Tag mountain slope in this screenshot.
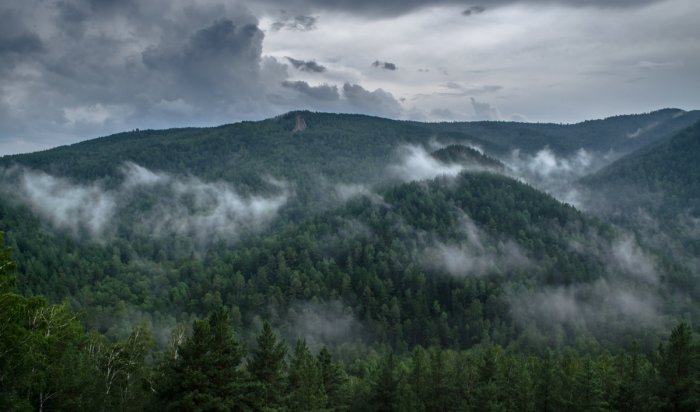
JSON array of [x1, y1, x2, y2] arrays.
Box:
[[427, 108, 700, 155], [1, 166, 653, 349], [0, 109, 698, 351], [3, 109, 698, 184], [580, 119, 700, 226]]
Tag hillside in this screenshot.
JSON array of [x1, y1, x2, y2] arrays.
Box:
[[2, 110, 700, 411], [0, 111, 696, 347], [3, 109, 698, 182], [428, 108, 700, 155], [582, 119, 700, 212]]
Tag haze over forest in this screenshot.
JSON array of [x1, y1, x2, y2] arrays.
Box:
[[1, 0, 700, 411]]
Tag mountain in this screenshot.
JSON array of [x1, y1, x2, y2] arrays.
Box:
[[582, 119, 700, 214], [427, 108, 700, 155], [578, 120, 700, 277], [2, 109, 700, 410], [1, 109, 696, 350], [4, 108, 698, 181]]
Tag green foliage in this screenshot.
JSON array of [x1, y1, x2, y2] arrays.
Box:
[[287, 340, 326, 411], [158, 306, 249, 411], [248, 322, 287, 410], [1, 110, 700, 409], [0, 232, 155, 411]]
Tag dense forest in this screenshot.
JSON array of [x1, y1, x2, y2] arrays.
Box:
[[1, 109, 700, 410], [2, 240, 699, 411]]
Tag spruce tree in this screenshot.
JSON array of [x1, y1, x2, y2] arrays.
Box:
[[247, 321, 286, 411], [287, 340, 325, 411], [659, 322, 699, 412], [159, 306, 249, 412]]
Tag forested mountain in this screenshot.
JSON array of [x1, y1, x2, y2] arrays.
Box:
[[1, 110, 700, 410], [3, 108, 698, 181], [582, 119, 700, 217], [429, 108, 700, 155]]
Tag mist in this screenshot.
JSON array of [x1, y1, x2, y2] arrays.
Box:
[[507, 279, 664, 334], [281, 301, 364, 350], [388, 144, 503, 183], [121, 163, 288, 243], [421, 213, 529, 278], [7, 168, 117, 237], [388, 145, 465, 182], [3, 163, 288, 243], [502, 147, 615, 208]]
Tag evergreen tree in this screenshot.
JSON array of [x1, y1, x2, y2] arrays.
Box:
[[317, 346, 349, 411], [659, 322, 699, 412], [287, 340, 325, 411], [572, 358, 609, 412], [368, 353, 399, 412], [247, 321, 287, 411], [472, 347, 501, 412], [158, 306, 249, 412]]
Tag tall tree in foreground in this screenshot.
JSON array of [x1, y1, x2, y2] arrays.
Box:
[[659, 322, 699, 412], [159, 306, 249, 412], [286, 340, 326, 411], [317, 346, 350, 411], [247, 321, 287, 411], [368, 353, 399, 412]]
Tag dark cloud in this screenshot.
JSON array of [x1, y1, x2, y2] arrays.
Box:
[[286, 57, 327, 73], [372, 60, 397, 71], [0, 0, 413, 154], [0, 9, 44, 58], [343, 83, 402, 118], [462, 6, 486, 16], [270, 14, 317, 31], [0, 33, 44, 55], [0, 1, 284, 151], [142, 19, 265, 101], [282, 80, 340, 100]]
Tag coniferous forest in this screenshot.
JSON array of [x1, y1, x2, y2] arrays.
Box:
[[2, 110, 700, 411]]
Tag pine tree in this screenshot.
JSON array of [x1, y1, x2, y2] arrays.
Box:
[[368, 353, 399, 412], [247, 321, 286, 411], [158, 306, 249, 412], [472, 347, 501, 412], [287, 340, 325, 411], [317, 346, 349, 411], [659, 322, 699, 412]]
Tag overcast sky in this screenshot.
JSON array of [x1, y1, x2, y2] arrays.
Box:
[[1, 0, 698, 155]]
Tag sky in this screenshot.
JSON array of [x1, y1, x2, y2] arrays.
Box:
[[0, 0, 698, 155]]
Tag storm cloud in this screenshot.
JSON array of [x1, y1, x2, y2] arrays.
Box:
[[0, 0, 408, 154]]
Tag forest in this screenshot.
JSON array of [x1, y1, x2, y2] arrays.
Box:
[[1, 110, 700, 410]]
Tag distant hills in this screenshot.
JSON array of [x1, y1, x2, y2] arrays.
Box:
[[582, 118, 700, 214]]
